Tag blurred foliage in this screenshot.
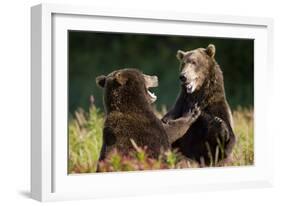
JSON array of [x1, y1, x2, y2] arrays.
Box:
[[98, 143, 196, 173], [68, 31, 253, 113], [230, 107, 254, 166], [68, 105, 104, 173], [68, 105, 253, 173]]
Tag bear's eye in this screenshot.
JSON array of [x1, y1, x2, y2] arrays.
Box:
[[190, 60, 196, 65]]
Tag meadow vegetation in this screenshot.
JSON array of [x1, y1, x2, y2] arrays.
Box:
[[68, 104, 254, 174]]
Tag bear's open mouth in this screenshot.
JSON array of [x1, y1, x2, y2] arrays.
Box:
[[143, 74, 158, 103], [147, 88, 157, 103], [183, 81, 196, 93]]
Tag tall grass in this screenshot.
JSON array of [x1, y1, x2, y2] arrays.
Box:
[[229, 107, 254, 166], [68, 106, 104, 173], [68, 105, 254, 173]]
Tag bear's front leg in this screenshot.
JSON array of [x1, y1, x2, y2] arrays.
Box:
[[162, 109, 177, 123], [201, 112, 235, 162], [162, 97, 186, 123], [163, 105, 201, 144]]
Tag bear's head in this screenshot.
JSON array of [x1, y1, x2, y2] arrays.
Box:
[[96, 68, 158, 112], [176, 44, 216, 94]]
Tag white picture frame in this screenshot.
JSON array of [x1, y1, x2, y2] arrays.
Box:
[[31, 3, 274, 202]]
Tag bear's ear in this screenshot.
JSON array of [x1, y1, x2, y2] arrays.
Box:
[[115, 71, 128, 85], [176, 50, 185, 61], [96, 75, 106, 88], [205, 44, 216, 58]]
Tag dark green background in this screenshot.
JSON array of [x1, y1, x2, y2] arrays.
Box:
[[68, 31, 254, 113]]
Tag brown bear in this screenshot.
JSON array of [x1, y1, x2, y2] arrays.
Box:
[[96, 68, 200, 160], [162, 44, 236, 165]]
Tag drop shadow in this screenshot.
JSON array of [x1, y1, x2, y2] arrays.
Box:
[[18, 190, 31, 199]]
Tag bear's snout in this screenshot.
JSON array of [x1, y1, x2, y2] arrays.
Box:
[[179, 73, 187, 82]]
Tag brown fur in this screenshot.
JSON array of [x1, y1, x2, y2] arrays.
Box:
[[162, 45, 236, 165], [97, 69, 170, 159]]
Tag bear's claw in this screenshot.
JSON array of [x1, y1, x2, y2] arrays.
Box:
[[214, 116, 223, 124], [191, 104, 201, 119], [183, 103, 201, 122]]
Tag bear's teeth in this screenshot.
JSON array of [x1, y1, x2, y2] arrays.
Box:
[[185, 83, 195, 93], [148, 90, 157, 99]]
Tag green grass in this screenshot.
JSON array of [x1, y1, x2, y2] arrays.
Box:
[[68, 106, 254, 173], [228, 107, 254, 166], [68, 106, 104, 173]]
